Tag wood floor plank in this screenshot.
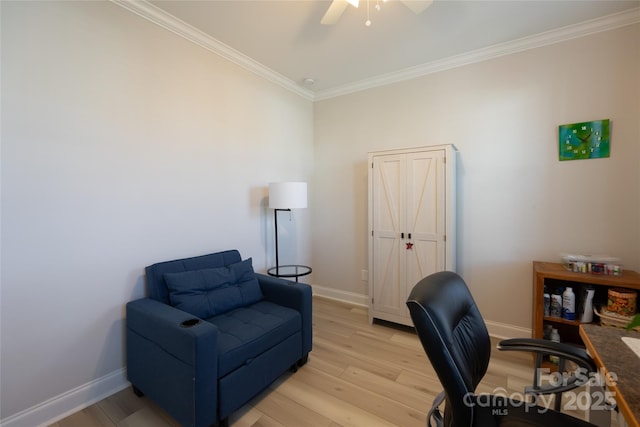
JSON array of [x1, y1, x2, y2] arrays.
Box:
[[97, 388, 147, 424], [339, 365, 434, 413], [52, 405, 113, 427], [252, 388, 334, 427], [312, 337, 403, 380], [395, 369, 443, 400], [271, 366, 401, 427], [228, 405, 265, 427], [116, 407, 174, 427]]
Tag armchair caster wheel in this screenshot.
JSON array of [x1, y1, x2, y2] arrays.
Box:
[[290, 364, 299, 373], [132, 385, 144, 397]]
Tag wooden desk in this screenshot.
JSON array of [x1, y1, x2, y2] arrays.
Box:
[[580, 324, 640, 427]]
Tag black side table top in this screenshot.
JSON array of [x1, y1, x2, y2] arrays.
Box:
[[267, 265, 312, 282]]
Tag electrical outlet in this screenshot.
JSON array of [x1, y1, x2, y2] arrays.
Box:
[[361, 269, 369, 281]]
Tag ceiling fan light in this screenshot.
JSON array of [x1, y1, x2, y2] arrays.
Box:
[[347, 0, 359, 8]]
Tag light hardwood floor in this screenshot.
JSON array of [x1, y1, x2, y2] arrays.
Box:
[[50, 297, 621, 427]]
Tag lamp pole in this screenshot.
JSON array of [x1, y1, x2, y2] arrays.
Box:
[[274, 208, 290, 273]]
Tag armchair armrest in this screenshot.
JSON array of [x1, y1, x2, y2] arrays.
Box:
[[127, 298, 219, 364], [497, 338, 597, 397], [126, 298, 218, 427], [256, 273, 313, 355]]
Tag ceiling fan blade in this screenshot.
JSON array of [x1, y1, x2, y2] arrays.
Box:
[[400, 0, 434, 14], [321, 0, 350, 25]]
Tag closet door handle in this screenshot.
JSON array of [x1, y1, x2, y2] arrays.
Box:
[[401, 232, 405, 239], [408, 233, 412, 239]]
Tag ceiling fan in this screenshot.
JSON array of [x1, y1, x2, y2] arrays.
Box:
[[321, 0, 434, 25]]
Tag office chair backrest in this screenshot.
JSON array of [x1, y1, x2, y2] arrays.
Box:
[[407, 271, 492, 427]]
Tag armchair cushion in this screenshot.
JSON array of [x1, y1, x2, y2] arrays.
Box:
[[164, 258, 263, 318], [207, 300, 301, 376]]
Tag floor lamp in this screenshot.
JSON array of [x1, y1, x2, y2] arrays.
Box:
[[268, 182, 307, 275]]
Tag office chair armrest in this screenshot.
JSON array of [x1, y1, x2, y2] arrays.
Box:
[[497, 338, 597, 395], [498, 338, 596, 371]]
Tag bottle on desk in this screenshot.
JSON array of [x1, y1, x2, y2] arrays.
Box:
[[579, 287, 595, 323], [543, 287, 550, 316], [550, 290, 562, 318], [549, 328, 560, 364], [562, 287, 576, 320]]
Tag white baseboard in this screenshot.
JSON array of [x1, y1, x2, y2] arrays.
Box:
[[311, 285, 531, 340], [0, 368, 129, 427], [485, 319, 532, 340], [311, 284, 369, 307]]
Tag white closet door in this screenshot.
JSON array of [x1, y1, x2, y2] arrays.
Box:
[[405, 150, 446, 294], [371, 154, 406, 317], [368, 144, 455, 326]]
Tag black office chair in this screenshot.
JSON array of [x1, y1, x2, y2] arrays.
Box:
[[406, 271, 600, 427]]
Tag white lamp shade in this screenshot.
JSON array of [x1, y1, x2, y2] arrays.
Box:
[[269, 182, 307, 209]]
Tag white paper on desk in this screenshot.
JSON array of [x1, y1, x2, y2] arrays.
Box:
[[621, 337, 640, 359]]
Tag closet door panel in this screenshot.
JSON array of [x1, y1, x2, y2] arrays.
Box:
[[406, 240, 441, 296], [372, 238, 404, 315], [406, 150, 446, 277], [371, 154, 406, 317]]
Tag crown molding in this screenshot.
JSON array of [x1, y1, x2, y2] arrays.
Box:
[[112, 1, 638, 103], [111, 0, 315, 101], [314, 6, 640, 101]]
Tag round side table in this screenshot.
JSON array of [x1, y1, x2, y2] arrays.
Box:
[[267, 265, 312, 283]]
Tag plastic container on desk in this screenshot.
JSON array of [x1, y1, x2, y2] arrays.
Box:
[[560, 254, 622, 276]]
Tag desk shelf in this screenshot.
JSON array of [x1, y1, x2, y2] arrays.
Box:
[[532, 261, 640, 346]]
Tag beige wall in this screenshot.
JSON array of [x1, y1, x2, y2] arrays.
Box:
[[312, 24, 640, 331], [1, 1, 313, 421]]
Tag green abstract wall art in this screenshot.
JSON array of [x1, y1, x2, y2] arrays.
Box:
[[559, 119, 610, 161]]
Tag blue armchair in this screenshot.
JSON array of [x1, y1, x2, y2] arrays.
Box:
[[126, 250, 312, 427]]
